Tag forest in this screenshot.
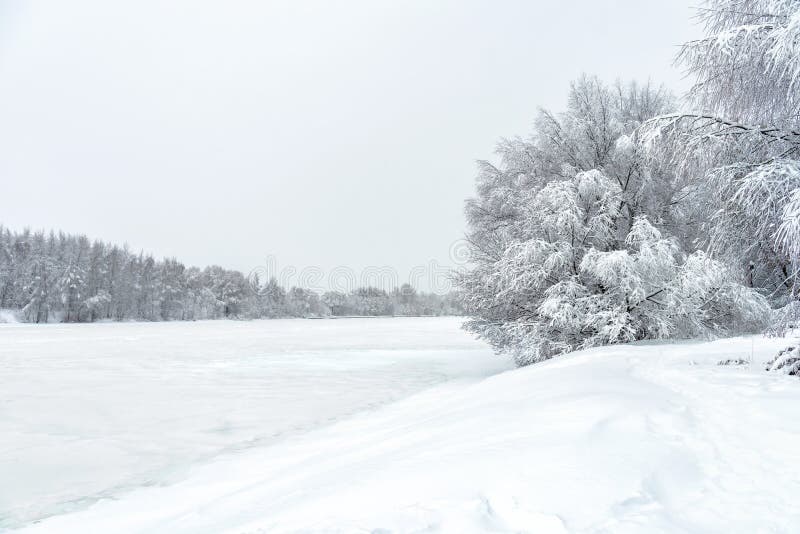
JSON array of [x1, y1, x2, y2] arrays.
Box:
[[0, 227, 462, 322]]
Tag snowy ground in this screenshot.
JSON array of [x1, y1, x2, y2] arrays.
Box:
[[3, 319, 800, 533], [0, 317, 510, 530]]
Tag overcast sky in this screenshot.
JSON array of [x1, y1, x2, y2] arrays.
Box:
[[0, 0, 698, 290]]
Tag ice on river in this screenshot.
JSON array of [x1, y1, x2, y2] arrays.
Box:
[[0, 317, 510, 529]]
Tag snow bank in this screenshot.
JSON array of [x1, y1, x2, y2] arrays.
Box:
[[13, 333, 800, 533], [0, 309, 19, 324]]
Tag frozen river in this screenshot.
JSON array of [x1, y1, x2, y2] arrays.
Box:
[[0, 317, 510, 529]]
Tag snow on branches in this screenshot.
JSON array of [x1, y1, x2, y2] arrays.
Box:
[[679, 0, 800, 129], [642, 0, 800, 301], [459, 77, 768, 366]]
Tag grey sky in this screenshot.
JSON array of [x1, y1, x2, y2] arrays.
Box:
[[0, 0, 698, 290]]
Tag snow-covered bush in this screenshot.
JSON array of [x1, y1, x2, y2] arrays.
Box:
[[0, 309, 20, 323], [459, 77, 767, 366], [767, 346, 800, 376], [464, 206, 767, 366]]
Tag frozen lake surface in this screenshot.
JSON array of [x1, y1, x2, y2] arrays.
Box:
[[0, 317, 510, 529]]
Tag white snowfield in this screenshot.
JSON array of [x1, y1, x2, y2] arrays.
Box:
[[3, 319, 800, 533]]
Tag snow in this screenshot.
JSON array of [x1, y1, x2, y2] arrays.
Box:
[[3, 319, 800, 533], [0, 317, 511, 529], [0, 309, 19, 324]]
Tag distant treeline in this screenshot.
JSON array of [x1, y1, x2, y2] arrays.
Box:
[[0, 227, 463, 323]]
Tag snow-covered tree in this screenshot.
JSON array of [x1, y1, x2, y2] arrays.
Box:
[[348, 287, 393, 316], [57, 262, 85, 322], [642, 0, 800, 306], [286, 287, 325, 317], [459, 77, 767, 366], [257, 277, 288, 317], [22, 256, 55, 323]]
